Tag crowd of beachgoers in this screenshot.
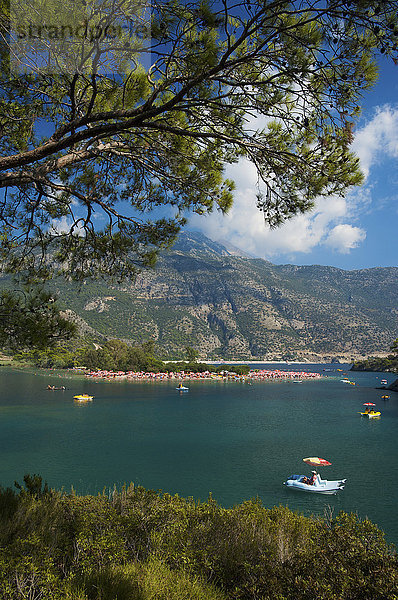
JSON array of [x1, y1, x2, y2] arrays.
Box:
[[84, 368, 322, 381]]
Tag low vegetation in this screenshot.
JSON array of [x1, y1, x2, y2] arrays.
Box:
[[351, 356, 398, 373], [351, 339, 398, 373], [11, 339, 250, 375], [0, 475, 396, 599]]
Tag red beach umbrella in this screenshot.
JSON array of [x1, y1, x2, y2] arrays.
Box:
[[303, 457, 332, 467]]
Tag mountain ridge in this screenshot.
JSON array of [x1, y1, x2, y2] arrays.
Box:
[[41, 231, 398, 361]]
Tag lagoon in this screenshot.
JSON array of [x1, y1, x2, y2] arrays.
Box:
[[0, 364, 397, 546]]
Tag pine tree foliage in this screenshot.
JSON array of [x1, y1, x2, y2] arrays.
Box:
[[0, 287, 76, 350], [0, 0, 397, 280]]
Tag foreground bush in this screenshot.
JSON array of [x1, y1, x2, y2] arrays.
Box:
[[0, 476, 397, 599]]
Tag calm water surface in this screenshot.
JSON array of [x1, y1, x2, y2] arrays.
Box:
[[0, 364, 397, 546]]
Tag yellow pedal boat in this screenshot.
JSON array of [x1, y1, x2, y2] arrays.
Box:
[[73, 394, 94, 402], [360, 410, 381, 418]]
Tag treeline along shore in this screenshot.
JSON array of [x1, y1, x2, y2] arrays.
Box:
[[350, 339, 398, 374], [0, 475, 397, 600], [13, 338, 323, 381]]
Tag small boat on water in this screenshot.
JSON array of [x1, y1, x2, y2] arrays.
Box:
[[284, 457, 346, 495], [382, 395, 390, 400], [73, 394, 94, 402], [176, 384, 189, 391], [380, 379, 388, 386], [284, 473, 347, 495], [359, 402, 380, 418], [360, 410, 381, 418]]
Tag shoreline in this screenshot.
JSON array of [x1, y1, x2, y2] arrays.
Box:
[[0, 360, 348, 382], [84, 367, 323, 382]]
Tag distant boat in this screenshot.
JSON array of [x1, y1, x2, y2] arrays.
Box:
[[73, 394, 94, 402], [340, 378, 355, 385], [380, 379, 388, 386], [176, 384, 189, 391]]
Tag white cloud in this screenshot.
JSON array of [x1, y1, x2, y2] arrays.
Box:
[[325, 224, 366, 254], [190, 105, 398, 261], [353, 105, 398, 179], [51, 216, 85, 236], [190, 157, 359, 259], [51, 216, 72, 234]]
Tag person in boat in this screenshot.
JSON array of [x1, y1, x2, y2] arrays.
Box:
[[309, 471, 317, 485]]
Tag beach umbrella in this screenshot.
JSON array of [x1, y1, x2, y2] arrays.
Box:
[[303, 457, 332, 467]]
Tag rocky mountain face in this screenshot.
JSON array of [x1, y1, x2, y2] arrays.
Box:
[[52, 231, 398, 361]]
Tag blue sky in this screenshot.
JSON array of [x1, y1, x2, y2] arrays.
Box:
[[189, 57, 398, 270]]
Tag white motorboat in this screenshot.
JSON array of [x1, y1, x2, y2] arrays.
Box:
[[176, 385, 189, 391], [284, 472, 346, 494], [284, 456, 346, 494]]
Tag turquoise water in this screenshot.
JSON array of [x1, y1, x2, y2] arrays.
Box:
[[0, 365, 397, 546]]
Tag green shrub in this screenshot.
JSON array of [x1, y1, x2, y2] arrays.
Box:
[[0, 481, 396, 599], [71, 559, 226, 600]]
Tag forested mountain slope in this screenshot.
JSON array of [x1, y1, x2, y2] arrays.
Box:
[[28, 232, 398, 360]]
